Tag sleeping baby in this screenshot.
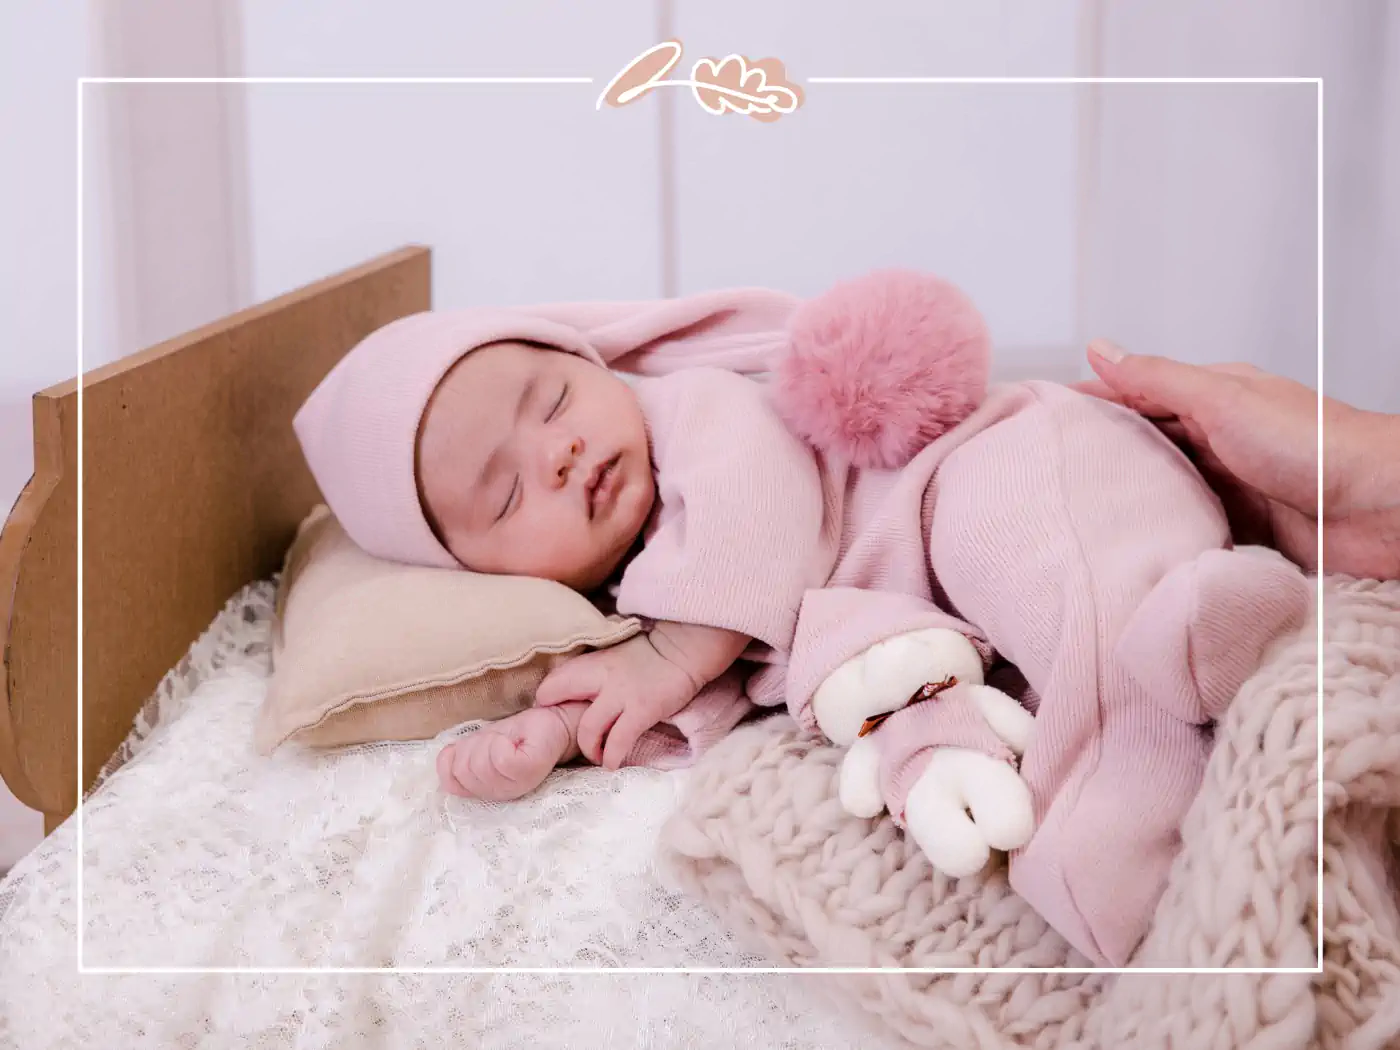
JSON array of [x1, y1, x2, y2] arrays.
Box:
[[293, 273, 1310, 965], [409, 334, 758, 797]]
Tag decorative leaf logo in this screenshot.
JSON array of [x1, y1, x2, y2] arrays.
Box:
[[691, 56, 803, 122], [598, 40, 685, 109], [597, 39, 803, 123]]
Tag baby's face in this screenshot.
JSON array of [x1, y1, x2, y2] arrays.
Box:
[[415, 341, 655, 591]]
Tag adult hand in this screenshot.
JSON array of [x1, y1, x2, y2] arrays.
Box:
[[1077, 339, 1400, 581]]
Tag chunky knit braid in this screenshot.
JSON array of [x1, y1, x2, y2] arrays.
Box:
[[660, 576, 1400, 1050]]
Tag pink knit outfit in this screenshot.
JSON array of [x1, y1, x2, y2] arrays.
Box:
[[295, 285, 1311, 966], [620, 368, 1310, 966]]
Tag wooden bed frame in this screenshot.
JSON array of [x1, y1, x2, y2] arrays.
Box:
[[0, 245, 432, 834]]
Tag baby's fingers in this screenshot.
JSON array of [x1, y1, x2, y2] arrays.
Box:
[[436, 737, 498, 798], [600, 708, 655, 771], [536, 657, 602, 707], [577, 697, 624, 765], [437, 742, 468, 795]]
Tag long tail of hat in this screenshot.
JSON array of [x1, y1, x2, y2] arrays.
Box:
[[525, 286, 803, 379]]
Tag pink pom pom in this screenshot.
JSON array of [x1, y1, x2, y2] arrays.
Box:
[[773, 269, 991, 470]]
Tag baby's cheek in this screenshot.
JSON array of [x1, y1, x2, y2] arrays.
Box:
[[525, 521, 595, 576]]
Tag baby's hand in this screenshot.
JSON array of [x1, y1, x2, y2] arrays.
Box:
[[535, 633, 700, 770], [436, 703, 583, 802]]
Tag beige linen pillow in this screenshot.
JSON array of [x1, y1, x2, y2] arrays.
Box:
[[254, 505, 641, 754]]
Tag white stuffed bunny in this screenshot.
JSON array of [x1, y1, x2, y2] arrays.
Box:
[[809, 627, 1036, 877]]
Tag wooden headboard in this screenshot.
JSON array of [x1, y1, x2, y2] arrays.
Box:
[[0, 246, 432, 834]]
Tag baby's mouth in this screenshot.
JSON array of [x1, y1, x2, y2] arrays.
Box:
[[586, 454, 621, 519]]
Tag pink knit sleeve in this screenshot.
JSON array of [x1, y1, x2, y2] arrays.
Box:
[[615, 369, 836, 652]]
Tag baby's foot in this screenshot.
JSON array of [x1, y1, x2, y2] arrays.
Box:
[[436, 704, 582, 802], [1116, 545, 1311, 724]]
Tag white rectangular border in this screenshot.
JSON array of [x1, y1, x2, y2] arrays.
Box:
[[75, 74, 1325, 977]]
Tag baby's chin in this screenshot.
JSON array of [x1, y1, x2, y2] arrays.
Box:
[[568, 545, 632, 594], [574, 477, 654, 592]]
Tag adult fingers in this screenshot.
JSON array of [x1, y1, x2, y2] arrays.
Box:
[[1268, 501, 1320, 573], [1152, 415, 1278, 546], [1075, 369, 1251, 408], [1087, 340, 1239, 424], [1202, 361, 1264, 379], [1158, 413, 1216, 451]]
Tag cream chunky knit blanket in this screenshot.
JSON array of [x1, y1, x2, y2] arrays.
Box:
[[660, 576, 1400, 1050]]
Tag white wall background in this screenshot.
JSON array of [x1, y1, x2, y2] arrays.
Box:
[[1085, 0, 1400, 412], [237, 0, 1088, 382], [0, 0, 86, 870], [238, 0, 667, 312], [667, 2, 1082, 380], [3, 0, 1397, 867]]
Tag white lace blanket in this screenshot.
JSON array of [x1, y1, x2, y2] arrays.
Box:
[[0, 583, 896, 1050]]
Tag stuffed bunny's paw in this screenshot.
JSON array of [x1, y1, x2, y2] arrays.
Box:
[[904, 745, 1034, 878], [838, 734, 886, 818]]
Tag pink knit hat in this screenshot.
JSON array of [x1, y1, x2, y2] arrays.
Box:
[[293, 309, 608, 569], [293, 287, 804, 569]]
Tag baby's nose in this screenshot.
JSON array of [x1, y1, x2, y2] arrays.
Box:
[[548, 437, 583, 485]]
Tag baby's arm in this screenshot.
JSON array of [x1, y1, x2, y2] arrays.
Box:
[[536, 623, 751, 770], [436, 701, 587, 802], [647, 621, 752, 692], [438, 624, 750, 800]]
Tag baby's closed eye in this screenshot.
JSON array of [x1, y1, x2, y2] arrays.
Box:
[[547, 384, 568, 420], [494, 477, 519, 522]]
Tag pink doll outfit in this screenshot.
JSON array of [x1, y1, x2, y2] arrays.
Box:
[[294, 278, 1311, 966]]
